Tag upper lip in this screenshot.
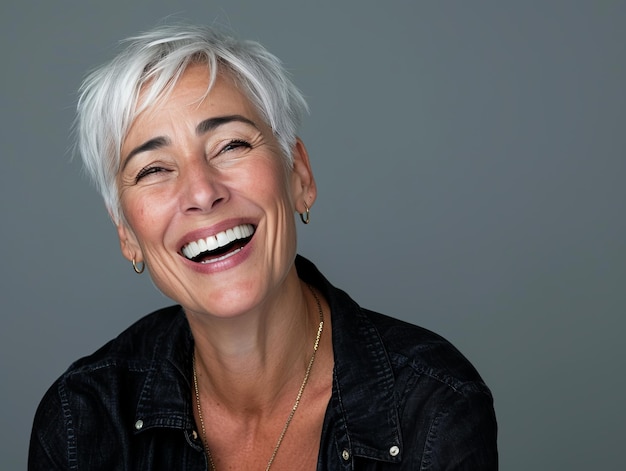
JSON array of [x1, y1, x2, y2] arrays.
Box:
[[178, 221, 256, 259]]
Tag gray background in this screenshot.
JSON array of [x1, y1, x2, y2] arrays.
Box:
[[2, 1, 624, 469]]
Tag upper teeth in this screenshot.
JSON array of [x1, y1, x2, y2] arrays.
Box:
[[182, 224, 254, 260]]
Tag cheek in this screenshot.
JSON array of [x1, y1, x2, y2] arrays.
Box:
[[248, 158, 294, 208], [121, 193, 173, 243]]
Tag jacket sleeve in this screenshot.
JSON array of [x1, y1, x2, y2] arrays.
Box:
[[420, 383, 498, 470], [29, 381, 72, 470]]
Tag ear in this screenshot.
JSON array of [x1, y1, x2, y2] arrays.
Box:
[[290, 138, 317, 213], [115, 218, 143, 264]]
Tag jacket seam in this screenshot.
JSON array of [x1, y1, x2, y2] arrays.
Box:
[[391, 351, 489, 398], [58, 378, 78, 470]]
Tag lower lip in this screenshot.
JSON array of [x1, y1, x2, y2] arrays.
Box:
[[200, 246, 244, 264], [182, 234, 254, 274]]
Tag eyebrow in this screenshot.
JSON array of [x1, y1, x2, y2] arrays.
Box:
[[121, 115, 259, 171], [195, 114, 258, 135], [122, 136, 170, 170]]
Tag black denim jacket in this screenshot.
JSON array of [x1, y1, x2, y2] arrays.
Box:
[[29, 256, 497, 470]]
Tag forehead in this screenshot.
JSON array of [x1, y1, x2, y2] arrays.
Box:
[[119, 64, 271, 167], [121, 67, 269, 158], [135, 64, 258, 122]]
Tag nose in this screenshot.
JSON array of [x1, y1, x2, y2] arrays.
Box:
[[179, 160, 228, 214]]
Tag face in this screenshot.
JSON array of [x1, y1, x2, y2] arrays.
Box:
[[116, 64, 316, 318]]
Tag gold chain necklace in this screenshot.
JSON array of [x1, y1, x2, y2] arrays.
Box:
[[192, 284, 324, 471]]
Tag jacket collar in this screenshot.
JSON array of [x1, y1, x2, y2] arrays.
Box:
[[133, 309, 196, 433], [296, 256, 403, 464]]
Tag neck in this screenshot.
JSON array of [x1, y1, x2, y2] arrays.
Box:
[[188, 274, 323, 413]]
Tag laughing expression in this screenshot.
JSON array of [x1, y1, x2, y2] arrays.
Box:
[[115, 64, 315, 318]]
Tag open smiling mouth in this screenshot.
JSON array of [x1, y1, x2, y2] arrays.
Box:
[[181, 224, 255, 264]]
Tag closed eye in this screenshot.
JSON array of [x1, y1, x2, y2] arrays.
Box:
[[220, 139, 252, 153], [135, 165, 168, 183]]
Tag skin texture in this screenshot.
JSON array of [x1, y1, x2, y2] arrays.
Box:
[[117, 65, 314, 320], [114, 64, 333, 470]]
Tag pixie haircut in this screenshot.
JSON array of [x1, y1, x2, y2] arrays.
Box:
[[76, 24, 309, 222]]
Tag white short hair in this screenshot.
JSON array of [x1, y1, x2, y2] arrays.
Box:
[[75, 24, 309, 222]]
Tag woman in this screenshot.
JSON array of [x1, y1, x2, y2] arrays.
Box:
[[29, 24, 497, 470]]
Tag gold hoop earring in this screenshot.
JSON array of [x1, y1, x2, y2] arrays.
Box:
[[132, 259, 145, 274], [300, 202, 310, 224]]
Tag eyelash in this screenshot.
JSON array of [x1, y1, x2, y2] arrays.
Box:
[[133, 139, 252, 183], [135, 165, 166, 183], [221, 139, 252, 153]]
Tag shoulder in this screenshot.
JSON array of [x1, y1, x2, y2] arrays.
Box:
[[38, 303, 187, 403], [299, 255, 492, 397], [34, 302, 185, 392], [68, 304, 186, 371], [361, 309, 498, 467], [29, 305, 188, 468], [363, 309, 498, 467], [363, 308, 489, 394], [296, 256, 497, 466]]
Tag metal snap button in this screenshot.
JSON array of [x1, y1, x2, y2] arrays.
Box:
[[134, 419, 144, 430], [389, 445, 400, 456], [342, 449, 350, 461]]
